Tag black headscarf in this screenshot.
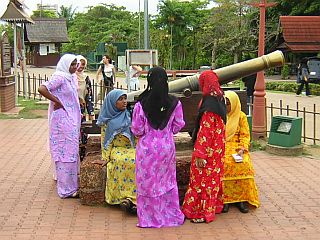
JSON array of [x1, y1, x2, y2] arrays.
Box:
[[137, 67, 178, 130]]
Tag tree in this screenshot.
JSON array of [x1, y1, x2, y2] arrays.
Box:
[[62, 4, 140, 56], [155, 0, 210, 69], [58, 5, 77, 29], [31, 10, 58, 18]]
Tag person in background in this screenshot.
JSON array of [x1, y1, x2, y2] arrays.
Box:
[[126, 65, 142, 92], [182, 70, 226, 223], [38, 54, 81, 198], [242, 73, 256, 114], [222, 90, 260, 214], [76, 55, 94, 122], [131, 66, 185, 228], [96, 89, 137, 214], [296, 62, 311, 96], [96, 55, 116, 97]]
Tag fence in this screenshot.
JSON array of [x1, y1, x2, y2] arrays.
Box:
[[17, 73, 319, 145], [16, 73, 143, 109]]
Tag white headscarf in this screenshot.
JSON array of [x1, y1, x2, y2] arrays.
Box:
[[53, 54, 77, 82], [76, 55, 88, 99]]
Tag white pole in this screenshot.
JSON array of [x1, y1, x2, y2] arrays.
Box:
[[13, 21, 18, 106], [138, 0, 141, 49], [144, 0, 149, 49]]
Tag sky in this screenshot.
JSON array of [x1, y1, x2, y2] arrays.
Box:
[[0, 0, 167, 17]]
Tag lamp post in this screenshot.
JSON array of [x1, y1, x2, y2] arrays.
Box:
[[138, 0, 141, 49], [250, 0, 277, 140], [144, 0, 149, 49]]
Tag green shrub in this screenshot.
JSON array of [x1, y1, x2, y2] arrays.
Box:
[[266, 82, 320, 96], [281, 64, 290, 79]]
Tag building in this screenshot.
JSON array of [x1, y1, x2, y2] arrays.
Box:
[[277, 16, 320, 62], [24, 18, 69, 66]]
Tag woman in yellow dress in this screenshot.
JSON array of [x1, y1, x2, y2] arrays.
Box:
[[97, 89, 136, 213], [222, 91, 260, 213]]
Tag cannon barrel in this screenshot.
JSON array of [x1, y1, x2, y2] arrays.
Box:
[[127, 50, 284, 101]]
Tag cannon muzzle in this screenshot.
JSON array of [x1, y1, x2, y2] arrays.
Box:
[[127, 50, 284, 101]]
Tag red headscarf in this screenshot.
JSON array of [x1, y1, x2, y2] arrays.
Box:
[[198, 70, 224, 97]]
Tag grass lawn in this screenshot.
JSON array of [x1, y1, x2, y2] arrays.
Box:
[[0, 97, 48, 120]]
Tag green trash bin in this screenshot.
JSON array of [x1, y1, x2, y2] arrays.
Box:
[[268, 115, 302, 147]]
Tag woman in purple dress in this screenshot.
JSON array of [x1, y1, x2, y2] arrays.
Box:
[[38, 54, 81, 198], [131, 67, 185, 228]]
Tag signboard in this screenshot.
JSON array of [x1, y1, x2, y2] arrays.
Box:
[[125, 49, 158, 67], [0, 32, 12, 76]]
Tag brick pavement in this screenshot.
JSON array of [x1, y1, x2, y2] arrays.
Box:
[[0, 119, 319, 240]]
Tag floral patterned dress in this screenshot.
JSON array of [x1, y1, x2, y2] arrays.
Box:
[[101, 127, 136, 205], [223, 111, 260, 207], [44, 74, 81, 198], [131, 101, 185, 228], [182, 112, 225, 223]]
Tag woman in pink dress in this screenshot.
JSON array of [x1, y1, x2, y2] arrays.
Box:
[[38, 54, 81, 198], [131, 67, 185, 228]]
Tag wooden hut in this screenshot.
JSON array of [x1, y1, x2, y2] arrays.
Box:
[[25, 18, 69, 66]]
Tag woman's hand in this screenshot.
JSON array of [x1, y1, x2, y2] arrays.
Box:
[[195, 158, 207, 168], [237, 148, 245, 157], [53, 99, 64, 111]]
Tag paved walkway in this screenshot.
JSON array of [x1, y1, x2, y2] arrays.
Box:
[[0, 119, 319, 240]]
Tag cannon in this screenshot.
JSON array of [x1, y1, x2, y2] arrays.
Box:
[[127, 50, 284, 101], [127, 50, 285, 133]]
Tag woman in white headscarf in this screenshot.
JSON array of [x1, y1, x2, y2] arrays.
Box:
[[76, 55, 94, 121], [38, 54, 81, 198]]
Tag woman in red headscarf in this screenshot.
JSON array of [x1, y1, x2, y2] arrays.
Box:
[[182, 70, 226, 223]]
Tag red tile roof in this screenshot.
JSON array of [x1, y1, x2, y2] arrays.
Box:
[[280, 16, 320, 52]]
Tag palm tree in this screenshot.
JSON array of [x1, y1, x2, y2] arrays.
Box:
[[58, 5, 77, 29]]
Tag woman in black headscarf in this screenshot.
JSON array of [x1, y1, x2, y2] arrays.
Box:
[[131, 67, 185, 228]]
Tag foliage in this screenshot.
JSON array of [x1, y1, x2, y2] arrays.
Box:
[[55, 1, 320, 71], [266, 81, 320, 96], [0, 23, 14, 45], [281, 64, 289, 79], [31, 10, 58, 18], [58, 5, 77, 29], [154, 0, 211, 69], [62, 4, 139, 56]]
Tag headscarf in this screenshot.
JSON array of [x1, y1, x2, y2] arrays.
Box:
[[225, 90, 241, 141], [137, 66, 178, 130], [192, 70, 226, 142], [52, 54, 77, 82], [96, 89, 134, 149], [76, 55, 87, 80], [76, 55, 88, 99]]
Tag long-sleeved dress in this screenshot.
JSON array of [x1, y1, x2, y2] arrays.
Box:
[[182, 112, 225, 223], [44, 74, 81, 198], [223, 111, 260, 207], [131, 101, 185, 228], [101, 127, 136, 205]]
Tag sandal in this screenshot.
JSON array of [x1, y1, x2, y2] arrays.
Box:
[[120, 199, 131, 212], [191, 218, 205, 223], [71, 191, 79, 198], [129, 205, 137, 215]]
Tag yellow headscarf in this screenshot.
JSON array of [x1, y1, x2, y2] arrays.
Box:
[[225, 91, 241, 141]]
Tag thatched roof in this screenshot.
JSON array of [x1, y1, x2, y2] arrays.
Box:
[[0, 1, 34, 23], [25, 18, 69, 43]]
